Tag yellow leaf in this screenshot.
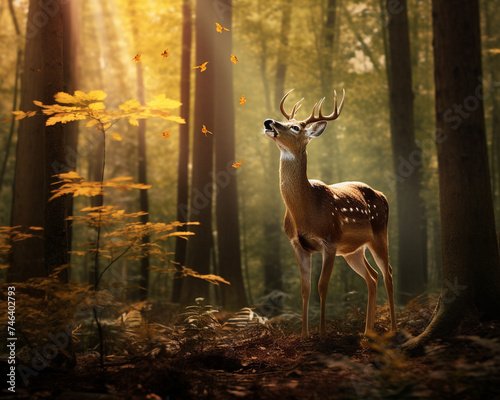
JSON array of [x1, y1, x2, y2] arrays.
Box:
[[54, 92, 78, 104], [132, 53, 142, 62], [87, 90, 107, 101], [88, 102, 105, 110], [232, 161, 243, 168], [159, 130, 171, 138], [231, 54, 239, 64], [86, 119, 100, 128], [111, 133, 122, 141], [201, 125, 212, 137], [161, 49, 169, 57], [239, 94, 246, 105], [128, 117, 139, 126], [119, 99, 141, 110], [194, 62, 208, 72], [147, 94, 182, 110], [215, 22, 230, 33]]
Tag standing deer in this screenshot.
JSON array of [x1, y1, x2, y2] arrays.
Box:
[[263, 89, 396, 337]]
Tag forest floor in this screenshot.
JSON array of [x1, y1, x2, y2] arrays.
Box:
[[4, 297, 500, 400]]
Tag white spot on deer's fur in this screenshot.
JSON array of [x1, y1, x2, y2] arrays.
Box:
[[344, 217, 349, 222], [331, 212, 335, 216], [350, 208, 353, 212], [353, 219, 356, 222], [373, 205, 377, 208], [356, 207, 359, 211], [334, 195, 339, 200], [341, 208, 347, 212]]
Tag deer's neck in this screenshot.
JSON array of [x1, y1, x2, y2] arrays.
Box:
[[279, 150, 312, 217]]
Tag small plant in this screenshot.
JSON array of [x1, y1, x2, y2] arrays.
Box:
[[177, 298, 221, 351]]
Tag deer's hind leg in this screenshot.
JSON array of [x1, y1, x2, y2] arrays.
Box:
[[343, 247, 378, 334], [368, 236, 397, 332], [293, 243, 312, 338]]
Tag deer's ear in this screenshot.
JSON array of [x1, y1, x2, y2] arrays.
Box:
[[305, 121, 327, 138]]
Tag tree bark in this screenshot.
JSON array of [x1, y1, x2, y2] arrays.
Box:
[[9, 0, 48, 281], [172, 0, 192, 303], [404, 0, 500, 351], [180, 0, 216, 305], [62, 0, 80, 257], [41, 0, 69, 278], [136, 61, 150, 301], [261, 1, 293, 295], [386, 0, 427, 303], [214, 0, 248, 310]]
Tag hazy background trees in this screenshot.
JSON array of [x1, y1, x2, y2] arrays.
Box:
[[1, 0, 499, 318]]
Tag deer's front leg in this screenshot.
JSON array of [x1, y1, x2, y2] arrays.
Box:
[[293, 244, 312, 338], [318, 247, 336, 335]]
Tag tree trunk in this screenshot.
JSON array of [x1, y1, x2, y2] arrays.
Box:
[[9, 0, 48, 281], [180, 0, 216, 305], [261, 1, 293, 295], [404, 0, 500, 351], [318, 0, 341, 185], [386, 0, 427, 303], [62, 0, 80, 257], [0, 0, 22, 201], [136, 61, 150, 301], [41, 0, 69, 279], [172, 0, 192, 303], [213, 0, 248, 310]]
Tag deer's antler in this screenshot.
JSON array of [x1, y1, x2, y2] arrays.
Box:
[[280, 89, 304, 121], [280, 89, 345, 125]]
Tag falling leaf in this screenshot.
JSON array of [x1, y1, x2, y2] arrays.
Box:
[[132, 53, 142, 62], [239, 95, 246, 105], [161, 49, 169, 58], [194, 62, 208, 72], [159, 130, 171, 138], [215, 22, 230, 33], [202, 125, 212, 137], [231, 54, 239, 64], [111, 133, 122, 141], [232, 161, 243, 168]]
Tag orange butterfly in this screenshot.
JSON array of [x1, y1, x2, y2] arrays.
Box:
[[161, 49, 169, 58], [232, 161, 243, 168], [159, 130, 171, 138], [239, 95, 246, 105], [202, 125, 213, 137], [132, 53, 141, 62], [194, 62, 208, 72], [216, 22, 230, 33], [231, 54, 239, 64]]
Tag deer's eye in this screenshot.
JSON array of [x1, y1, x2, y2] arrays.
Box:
[[290, 125, 300, 133]]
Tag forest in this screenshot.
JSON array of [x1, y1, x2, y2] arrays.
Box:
[[1, 0, 500, 398]]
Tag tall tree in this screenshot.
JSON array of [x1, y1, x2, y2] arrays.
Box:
[[213, 0, 248, 310], [180, 0, 217, 304], [405, 0, 500, 350], [260, 0, 293, 295], [385, 0, 427, 303], [128, 1, 150, 301], [9, 0, 49, 281], [41, 0, 69, 278], [0, 0, 22, 201], [172, 0, 193, 303], [61, 0, 80, 255]]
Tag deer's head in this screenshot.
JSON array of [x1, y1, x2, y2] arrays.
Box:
[[263, 89, 345, 159]]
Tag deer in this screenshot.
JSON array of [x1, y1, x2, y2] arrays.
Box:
[[263, 89, 396, 337]]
